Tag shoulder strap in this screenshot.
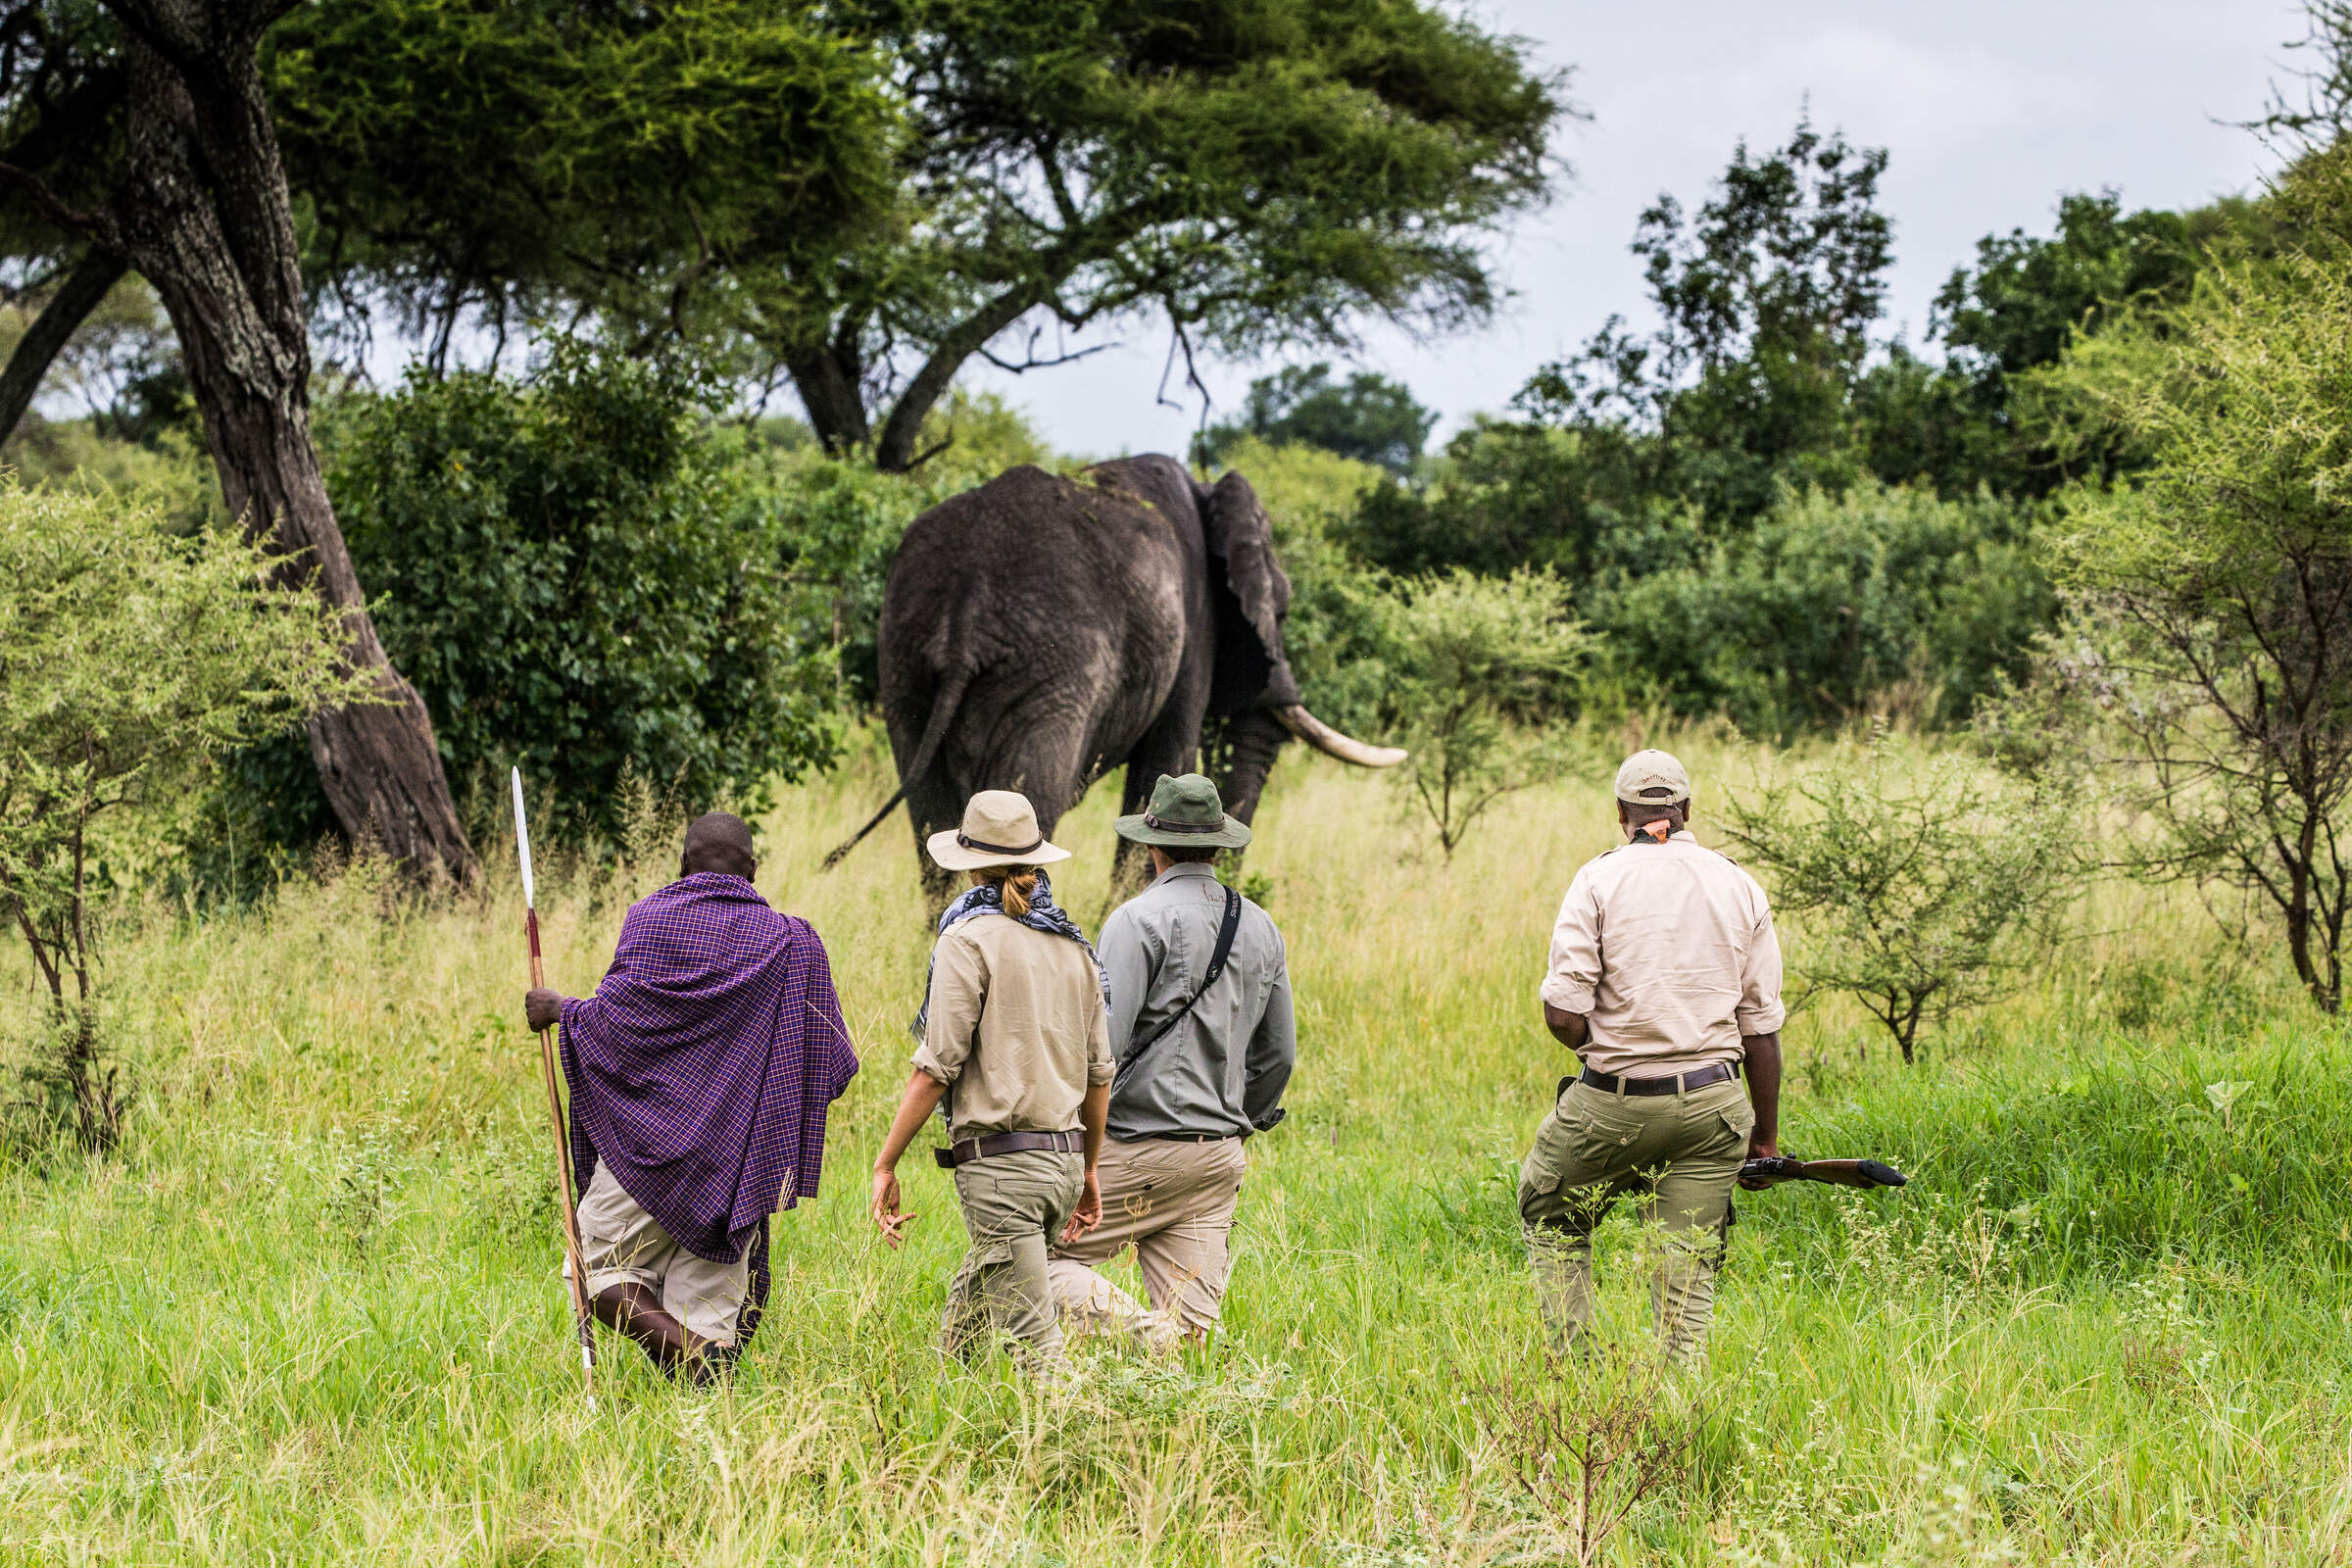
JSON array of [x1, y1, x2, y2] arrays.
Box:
[[1114, 885, 1243, 1085]]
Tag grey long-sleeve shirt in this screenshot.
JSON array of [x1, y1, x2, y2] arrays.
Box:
[[1099, 861, 1295, 1141]]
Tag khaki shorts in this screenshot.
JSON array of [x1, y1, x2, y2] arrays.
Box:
[[570, 1162, 749, 1347]]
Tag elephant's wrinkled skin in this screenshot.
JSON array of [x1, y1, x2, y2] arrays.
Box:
[[842, 454, 1398, 895]]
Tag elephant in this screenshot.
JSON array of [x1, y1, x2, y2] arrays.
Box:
[[826, 453, 1403, 897]]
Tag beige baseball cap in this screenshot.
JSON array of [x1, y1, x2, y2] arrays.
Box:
[[1614, 748, 1691, 805]]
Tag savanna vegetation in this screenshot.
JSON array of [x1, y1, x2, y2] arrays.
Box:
[[2, 0, 2351, 1560]]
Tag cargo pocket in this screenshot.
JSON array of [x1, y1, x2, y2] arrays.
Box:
[[949, 1237, 1017, 1300], [1517, 1117, 1576, 1224]]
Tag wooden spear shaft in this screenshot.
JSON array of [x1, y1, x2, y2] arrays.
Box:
[[515, 768, 597, 1404]]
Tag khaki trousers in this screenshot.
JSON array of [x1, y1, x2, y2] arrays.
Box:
[[1048, 1136, 1246, 1350], [1517, 1076, 1752, 1367], [941, 1148, 1086, 1363]]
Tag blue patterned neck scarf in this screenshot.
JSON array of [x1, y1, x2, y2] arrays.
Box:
[[909, 869, 1110, 1040]]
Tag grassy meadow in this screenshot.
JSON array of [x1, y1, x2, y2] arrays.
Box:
[[0, 731, 2347, 1564]]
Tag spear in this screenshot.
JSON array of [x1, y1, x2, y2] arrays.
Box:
[[514, 767, 597, 1404]]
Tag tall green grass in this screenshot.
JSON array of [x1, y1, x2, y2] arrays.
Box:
[[0, 731, 2345, 1563]]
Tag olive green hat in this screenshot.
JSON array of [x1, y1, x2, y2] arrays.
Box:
[[1113, 773, 1252, 851]]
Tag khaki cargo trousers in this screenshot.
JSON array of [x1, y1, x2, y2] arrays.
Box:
[[1517, 1074, 1752, 1367], [942, 1148, 1085, 1363], [1048, 1135, 1247, 1351]]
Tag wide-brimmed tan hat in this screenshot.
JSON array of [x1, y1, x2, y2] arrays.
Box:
[[1614, 748, 1691, 805], [1113, 773, 1251, 851], [926, 790, 1072, 871]]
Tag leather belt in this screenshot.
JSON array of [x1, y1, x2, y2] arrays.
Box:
[[1140, 1131, 1232, 1144], [935, 1128, 1084, 1169], [1573, 1061, 1740, 1097]]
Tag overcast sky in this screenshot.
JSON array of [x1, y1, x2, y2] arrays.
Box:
[[962, 0, 2301, 460]]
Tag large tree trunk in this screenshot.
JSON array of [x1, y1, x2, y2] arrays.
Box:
[[787, 336, 871, 454], [104, 19, 472, 882], [0, 247, 130, 447]]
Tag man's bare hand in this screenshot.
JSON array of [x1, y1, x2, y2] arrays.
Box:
[[1738, 1133, 1783, 1190], [525, 988, 564, 1032], [871, 1167, 916, 1248], [1060, 1167, 1103, 1245]]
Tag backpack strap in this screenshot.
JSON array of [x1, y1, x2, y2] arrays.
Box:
[[1114, 885, 1243, 1088]]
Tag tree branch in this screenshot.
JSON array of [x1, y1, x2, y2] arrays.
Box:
[[0, 245, 127, 446], [0, 160, 115, 249]]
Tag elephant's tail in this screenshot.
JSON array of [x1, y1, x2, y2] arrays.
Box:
[[821, 785, 906, 870], [821, 664, 970, 870]]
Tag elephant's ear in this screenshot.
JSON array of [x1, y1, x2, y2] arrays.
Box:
[[1203, 470, 1300, 711]]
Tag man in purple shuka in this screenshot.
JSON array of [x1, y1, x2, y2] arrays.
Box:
[[523, 812, 858, 1384]]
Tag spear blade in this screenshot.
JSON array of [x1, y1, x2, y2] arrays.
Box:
[[512, 766, 537, 910]]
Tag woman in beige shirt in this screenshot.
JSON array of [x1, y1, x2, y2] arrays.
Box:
[[871, 790, 1112, 1362]]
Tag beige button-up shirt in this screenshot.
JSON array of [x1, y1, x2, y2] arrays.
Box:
[[1540, 829, 1787, 1077], [912, 911, 1114, 1140]]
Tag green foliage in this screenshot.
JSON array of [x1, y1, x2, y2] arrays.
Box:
[[1195, 363, 1437, 477], [0, 416, 224, 534], [314, 342, 844, 848], [0, 270, 193, 447], [1935, 192, 2210, 398], [0, 481, 361, 1146], [265, 0, 901, 359], [1520, 119, 1892, 526], [1722, 733, 2078, 1061], [2031, 248, 2352, 1014], [1379, 569, 1586, 858], [1918, 190, 2245, 497], [1592, 482, 2051, 737], [753, 0, 1567, 466], [1342, 417, 1681, 581]]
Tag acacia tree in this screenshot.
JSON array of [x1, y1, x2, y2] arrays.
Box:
[[738, 0, 1565, 469], [0, 0, 479, 876], [0, 0, 894, 878], [263, 0, 898, 369], [2034, 241, 2352, 1012], [1723, 736, 2076, 1062]]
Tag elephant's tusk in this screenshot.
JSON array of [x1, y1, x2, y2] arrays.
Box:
[[1273, 705, 1407, 768]]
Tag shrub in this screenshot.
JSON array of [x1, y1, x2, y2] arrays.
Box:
[[1382, 569, 1588, 858], [1216, 437, 1405, 741], [0, 482, 360, 1147], [1721, 731, 2079, 1063], [1338, 417, 1687, 582], [1194, 363, 1438, 477], [220, 343, 853, 857], [1592, 481, 2052, 736]]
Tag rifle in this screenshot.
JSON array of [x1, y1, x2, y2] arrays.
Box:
[[1739, 1155, 1908, 1191], [514, 768, 598, 1405]]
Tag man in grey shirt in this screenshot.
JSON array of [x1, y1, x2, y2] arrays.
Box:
[[1047, 773, 1294, 1348]]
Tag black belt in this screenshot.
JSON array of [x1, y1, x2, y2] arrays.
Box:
[[1570, 1061, 1740, 1098], [1138, 1131, 1233, 1144], [935, 1129, 1084, 1168]]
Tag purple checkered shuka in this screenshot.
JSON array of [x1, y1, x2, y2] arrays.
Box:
[[558, 873, 858, 1281]]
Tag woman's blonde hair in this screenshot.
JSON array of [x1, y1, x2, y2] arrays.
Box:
[[981, 865, 1043, 918]]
